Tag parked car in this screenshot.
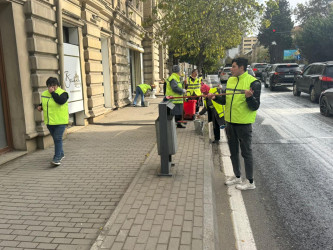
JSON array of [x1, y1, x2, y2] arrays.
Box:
[[262, 64, 272, 85], [265, 63, 302, 91], [293, 62, 333, 103], [319, 88, 333, 116], [251, 63, 268, 79], [206, 75, 220, 88], [220, 67, 232, 83]]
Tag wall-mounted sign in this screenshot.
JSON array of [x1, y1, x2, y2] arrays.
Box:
[[64, 43, 84, 114]]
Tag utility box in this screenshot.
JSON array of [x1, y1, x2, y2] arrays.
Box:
[[155, 101, 177, 176], [155, 116, 177, 155]]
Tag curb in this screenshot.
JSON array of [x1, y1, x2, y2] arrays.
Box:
[[220, 130, 257, 250]]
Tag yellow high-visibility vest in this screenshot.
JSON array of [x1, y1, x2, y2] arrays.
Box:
[[41, 88, 69, 125], [225, 72, 257, 123], [166, 73, 184, 104]]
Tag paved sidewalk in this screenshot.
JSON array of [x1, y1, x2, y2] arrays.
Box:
[[0, 96, 217, 250], [0, 97, 163, 249], [91, 118, 216, 249]]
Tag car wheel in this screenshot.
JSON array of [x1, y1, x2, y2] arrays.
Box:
[[320, 96, 331, 117], [293, 84, 301, 96], [310, 87, 319, 103]]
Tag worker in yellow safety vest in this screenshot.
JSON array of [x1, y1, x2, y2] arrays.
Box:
[[165, 65, 187, 128], [132, 83, 153, 107], [185, 69, 202, 113], [208, 57, 261, 191], [197, 84, 225, 143], [37, 77, 69, 166]]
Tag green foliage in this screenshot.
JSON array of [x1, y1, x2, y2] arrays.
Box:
[[258, 0, 294, 63], [294, 0, 333, 24], [150, 0, 263, 72], [295, 11, 333, 63]]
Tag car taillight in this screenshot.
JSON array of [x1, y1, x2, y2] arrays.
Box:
[[274, 72, 281, 75], [222, 73, 225, 75], [319, 76, 333, 82], [253, 68, 257, 71]]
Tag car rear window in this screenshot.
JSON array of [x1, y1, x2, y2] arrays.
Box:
[[223, 68, 231, 73], [325, 66, 333, 77], [254, 64, 267, 68], [276, 65, 301, 73]]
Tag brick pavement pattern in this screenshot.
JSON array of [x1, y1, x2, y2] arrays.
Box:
[[0, 98, 162, 250], [91, 120, 216, 250]]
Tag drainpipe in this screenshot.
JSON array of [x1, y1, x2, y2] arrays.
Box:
[[56, 0, 65, 89]]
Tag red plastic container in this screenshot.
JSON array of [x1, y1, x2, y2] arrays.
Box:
[[183, 100, 197, 120]]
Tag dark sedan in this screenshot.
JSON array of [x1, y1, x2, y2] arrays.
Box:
[[319, 88, 333, 116], [266, 63, 302, 91], [293, 62, 333, 103]]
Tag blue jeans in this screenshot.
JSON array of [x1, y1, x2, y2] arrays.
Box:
[[47, 125, 66, 162], [133, 86, 144, 106]]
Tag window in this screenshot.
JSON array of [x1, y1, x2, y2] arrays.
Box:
[[303, 66, 311, 75], [276, 65, 300, 73], [324, 66, 333, 77]]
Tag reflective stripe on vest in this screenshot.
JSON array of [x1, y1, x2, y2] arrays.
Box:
[[41, 88, 69, 125], [225, 72, 257, 123], [165, 73, 183, 104], [187, 77, 202, 96]]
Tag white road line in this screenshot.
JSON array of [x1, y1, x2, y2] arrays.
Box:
[[220, 131, 257, 250]]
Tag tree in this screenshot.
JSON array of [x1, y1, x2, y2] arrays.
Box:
[[294, 0, 333, 24], [294, 11, 333, 63], [147, 0, 262, 73], [258, 0, 294, 63]]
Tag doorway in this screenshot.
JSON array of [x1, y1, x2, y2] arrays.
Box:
[[101, 37, 113, 108], [129, 49, 143, 99], [0, 31, 13, 153]]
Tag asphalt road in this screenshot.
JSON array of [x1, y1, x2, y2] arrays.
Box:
[[242, 86, 333, 250]]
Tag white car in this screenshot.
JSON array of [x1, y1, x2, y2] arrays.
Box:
[[206, 75, 220, 88], [220, 67, 232, 82]]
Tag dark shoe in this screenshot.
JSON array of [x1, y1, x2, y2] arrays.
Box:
[[60, 155, 65, 161], [211, 140, 220, 144], [177, 124, 186, 128]]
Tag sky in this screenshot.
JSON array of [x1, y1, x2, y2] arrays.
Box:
[[288, 0, 305, 8]]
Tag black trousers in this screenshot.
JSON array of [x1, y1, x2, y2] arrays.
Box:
[[225, 123, 253, 180], [212, 116, 220, 141]]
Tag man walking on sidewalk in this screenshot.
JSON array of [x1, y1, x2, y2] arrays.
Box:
[[208, 57, 261, 190], [37, 77, 69, 166]]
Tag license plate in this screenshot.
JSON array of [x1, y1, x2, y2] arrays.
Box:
[[285, 75, 294, 78]]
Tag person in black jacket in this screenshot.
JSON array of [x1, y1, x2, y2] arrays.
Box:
[[207, 57, 261, 190]]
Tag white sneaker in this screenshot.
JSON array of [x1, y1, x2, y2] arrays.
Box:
[[225, 176, 242, 186], [236, 180, 256, 190]]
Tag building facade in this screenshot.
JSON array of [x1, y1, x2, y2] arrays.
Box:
[[0, 0, 168, 154], [240, 36, 257, 55]]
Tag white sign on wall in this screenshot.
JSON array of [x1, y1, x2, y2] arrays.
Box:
[[64, 43, 84, 114]]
